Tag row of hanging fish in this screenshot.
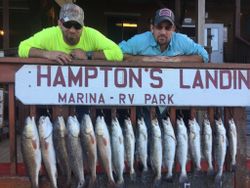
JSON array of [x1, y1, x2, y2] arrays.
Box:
[[21, 114, 237, 188]]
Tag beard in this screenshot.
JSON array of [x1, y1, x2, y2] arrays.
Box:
[[157, 35, 169, 45], [63, 33, 80, 46]]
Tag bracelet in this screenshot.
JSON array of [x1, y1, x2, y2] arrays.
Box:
[[86, 51, 93, 60]]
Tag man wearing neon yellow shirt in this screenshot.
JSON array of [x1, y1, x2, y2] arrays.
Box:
[[18, 3, 123, 64]]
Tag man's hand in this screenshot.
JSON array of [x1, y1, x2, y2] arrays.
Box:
[[44, 51, 72, 65], [142, 55, 203, 63], [29, 48, 72, 65], [70, 49, 87, 60]]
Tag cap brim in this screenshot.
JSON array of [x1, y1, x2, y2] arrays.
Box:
[[154, 17, 174, 26]]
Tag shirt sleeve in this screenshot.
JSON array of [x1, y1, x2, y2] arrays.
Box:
[[180, 35, 209, 63], [18, 28, 52, 57], [119, 36, 139, 55], [86, 28, 123, 61]]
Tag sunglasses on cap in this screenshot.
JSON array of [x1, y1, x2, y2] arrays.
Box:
[[62, 21, 82, 30]]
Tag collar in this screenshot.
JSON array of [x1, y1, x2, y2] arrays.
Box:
[[149, 32, 158, 47]]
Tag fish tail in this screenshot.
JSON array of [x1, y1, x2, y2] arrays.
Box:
[[207, 167, 214, 176], [88, 177, 97, 188], [153, 178, 161, 187], [107, 179, 116, 188], [194, 167, 202, 176], [163, 174, 173, 183], [179, 174, 188, 184], [130, 172, 136, 181], [116, 177, 125, 186], [231, 164, 237, 172], [215, 174, 223, 188]]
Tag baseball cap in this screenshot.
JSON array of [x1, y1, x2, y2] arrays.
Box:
[[59, 3, 84, 26], [153, 8, 175, 26]]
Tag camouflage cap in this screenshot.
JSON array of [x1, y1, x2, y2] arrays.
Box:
[[59, 3, 84, 26], [153, 8, 175, 26]]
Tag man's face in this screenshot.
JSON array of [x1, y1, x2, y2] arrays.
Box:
[[59, 20, 83, 45], [151, 21, 175, 47]]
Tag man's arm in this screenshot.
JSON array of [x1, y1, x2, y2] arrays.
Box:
[[29, 48, 72, 65], [123, 54, 203, 63], [163, 55, 203, 63], [70, 49, 106, 60]]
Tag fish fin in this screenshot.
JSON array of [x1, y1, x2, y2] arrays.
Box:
[[119, 137, 123, 144], [102, 136, 108, 146], [32, 139, 37, 150], [45, 141, 49, 150], [142, 132, 147, 140], [190, 132, 196, 140], [90, 134, 95, 144]]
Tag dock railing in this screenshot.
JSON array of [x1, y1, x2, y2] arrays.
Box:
[[0, 57, 249, 188]]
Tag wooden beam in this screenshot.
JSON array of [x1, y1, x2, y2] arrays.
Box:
[[8, 84, 16, 175]]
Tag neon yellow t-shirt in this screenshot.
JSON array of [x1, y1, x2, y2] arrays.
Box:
[[18, 26, 123, 61]]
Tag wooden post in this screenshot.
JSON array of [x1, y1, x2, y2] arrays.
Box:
[[52, 106, 69, 122], [130, 107, 136, 127], [170, 107, 176, 126], [3, 0, 9, 50], [196, 0, 205, 44], [8, 84, 16, 175]]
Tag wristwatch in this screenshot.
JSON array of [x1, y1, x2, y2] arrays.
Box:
[[86, 51, 93, 60]]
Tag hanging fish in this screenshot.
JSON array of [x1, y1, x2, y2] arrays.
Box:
[[202, 117, 214, 176], [214, 118, 227, 185], [188, 118, 201, 174], [21, 116, 41, 188], [162, 117, 176, 182], [150, 118, 162, 186], [53, 116, 71, 187], [38, 116, 58, 188], [95, 115, 115, 185], [123, 117, 136, 181], [80, 114, 97, 187], [111, 117, 125, 185], [176, 117, 188, 184], [228, 118, 237, 172], [135, 117, 148, 177], [66, 116, 85, 188]]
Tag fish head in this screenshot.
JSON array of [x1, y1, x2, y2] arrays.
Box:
[[124, 117, 132, 127], [67, 116, 80, 137], [151, 118, 159, 127], [95, 116, 105, 135], [203, 118, 210, 127], [176, 117, 186, 133], [203, 118, 211, 132], [23, 116, 37, 138], [137, 117, 146, 129], [188, 118, 199, 131], [215, 118, 225, 134], [111, 117, 121, 133], [228, 118, 236, 130], [162, 117, 173, 133], [81, 114, 93, 134], [54, 116, 66, 137], [151, 118, 161, 137], [38, 116, 53, 138], [177, 117, 184, 127]]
